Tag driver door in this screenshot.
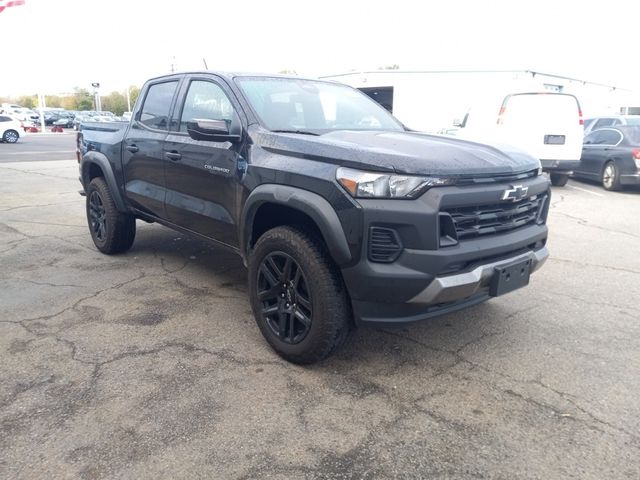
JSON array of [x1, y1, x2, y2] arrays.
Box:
[[163, 77, 243, 247]]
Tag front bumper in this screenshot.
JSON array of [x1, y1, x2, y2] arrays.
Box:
[[339, 174, 550, 326], [409, 247, 548, 304]]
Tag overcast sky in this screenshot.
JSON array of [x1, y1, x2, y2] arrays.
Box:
[[1, 0, 638, 96]]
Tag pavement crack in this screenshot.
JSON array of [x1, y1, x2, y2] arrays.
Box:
[[11, 277, 86, 289]]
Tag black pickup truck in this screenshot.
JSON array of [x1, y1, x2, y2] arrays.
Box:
[[77, 72, 550, 364]]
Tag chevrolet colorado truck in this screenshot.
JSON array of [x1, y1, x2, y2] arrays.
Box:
[[77, 72, 550, 364]]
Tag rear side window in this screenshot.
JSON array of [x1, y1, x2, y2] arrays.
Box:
[[502, 93, 580, 124], [593, 118, 616, 129], [584, 129, 622, 145], [179, 80, 234, 132], [139, 81, 178, 130], [0, 116, 11, 122]]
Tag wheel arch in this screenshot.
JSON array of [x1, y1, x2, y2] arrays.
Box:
[[81, 152, 127, 211], [241, 185, 352, 267]]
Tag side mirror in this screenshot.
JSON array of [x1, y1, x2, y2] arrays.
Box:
[[186, 114, 242, 143]]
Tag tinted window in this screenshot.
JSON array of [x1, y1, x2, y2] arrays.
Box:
[[584, 129, 621, 145], [0, 116, 11, 122], [583, 118, 595, 131], [179, 80, 234, 132], [139, 81, 178, 130], [593, 118, 615, 129]]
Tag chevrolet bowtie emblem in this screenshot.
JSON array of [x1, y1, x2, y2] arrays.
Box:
[[501, 185, 529, 202]]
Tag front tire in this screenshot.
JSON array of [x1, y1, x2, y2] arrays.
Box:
[[602, 161, 622, 191], [550, 172, 569, 187], [248, 226, 352, 364], [3, 129, 19, 143], [86, 177, 136, 254]]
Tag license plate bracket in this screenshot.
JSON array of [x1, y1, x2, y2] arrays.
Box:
[[489, 258, 532, 297], [544, 134, 565, 145]]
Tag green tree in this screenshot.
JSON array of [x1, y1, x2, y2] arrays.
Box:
[[128, 85, 140, 111], [45, 95, 62, 108], [73, 88, 94, 111], [17, 95, 37, 109], [102, 91, 128, 116]]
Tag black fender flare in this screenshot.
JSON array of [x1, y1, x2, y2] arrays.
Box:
[[241, 184, 352, 266], [80, 152, 127, 211]]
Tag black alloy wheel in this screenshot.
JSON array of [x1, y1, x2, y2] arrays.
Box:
[[257, 252, 312, 344], [89, 190, 107, 241]]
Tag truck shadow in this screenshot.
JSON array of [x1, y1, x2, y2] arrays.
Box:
[[130, 224, 521, 370]]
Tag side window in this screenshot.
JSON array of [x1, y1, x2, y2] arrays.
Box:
[[139, 81, 178, 130], [584, 131, 604, 145], [179, 80, 234, 132], [585, 130, 621, 145], [0, 116, 10, 122], [598, 130, 622, 146], [593, 118, 615, 129]]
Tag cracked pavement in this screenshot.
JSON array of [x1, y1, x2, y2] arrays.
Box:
[[1, 136, 639, 479]]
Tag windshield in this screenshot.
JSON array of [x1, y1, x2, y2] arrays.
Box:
[[236, 77, 404, 133]]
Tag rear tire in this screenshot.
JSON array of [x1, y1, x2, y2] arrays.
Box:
[[601, 161, 622, 191], [550, 172, 569, 187], [248, 226, 352, 364], [86, 177, 136, 254], [3, 129, 19, 143]]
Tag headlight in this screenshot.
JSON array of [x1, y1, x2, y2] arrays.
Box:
[[336, 167, 454, 198]]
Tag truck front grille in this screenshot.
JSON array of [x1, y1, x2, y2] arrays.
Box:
[[443, 194, 547, 240]]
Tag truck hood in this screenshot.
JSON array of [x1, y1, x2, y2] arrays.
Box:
[[253, 128, 540, 176]]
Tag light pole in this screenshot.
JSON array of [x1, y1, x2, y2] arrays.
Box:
[[91, 82, 101, 112]]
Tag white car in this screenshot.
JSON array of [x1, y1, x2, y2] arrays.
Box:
[[0, 115, 22, 143]]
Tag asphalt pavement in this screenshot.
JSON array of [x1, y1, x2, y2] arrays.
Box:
[[0, 132, 76, 163], [1, 136, 639, 479]]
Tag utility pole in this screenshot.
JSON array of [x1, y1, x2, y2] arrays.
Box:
[[91, 82, 101, 111]]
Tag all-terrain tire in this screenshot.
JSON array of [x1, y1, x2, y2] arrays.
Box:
[[248, 226, 353, 364], [86, 177, 136, 254]]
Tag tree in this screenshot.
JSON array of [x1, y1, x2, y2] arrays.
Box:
[[101, 91, 128, 116], [45, 95, 62, 108], [73, 88, 94, 111], [17, 95, 37, 109], [128, 85, 140, 112]]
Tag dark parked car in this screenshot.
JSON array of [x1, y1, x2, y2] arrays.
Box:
[[77, 72, 550, 364], [574, 126, 640, 190], [53, 116, 75, 128], [583, 115, 640, 137]]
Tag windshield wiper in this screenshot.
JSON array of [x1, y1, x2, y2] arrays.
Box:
[[271, 129, 320, 136]]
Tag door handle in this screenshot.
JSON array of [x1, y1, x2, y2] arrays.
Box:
[[125, 145, 139, 153], [165, 151, 182, 161]]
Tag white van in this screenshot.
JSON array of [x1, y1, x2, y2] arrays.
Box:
[[320, 71, 586, 186], [456, 92, 584, 186]]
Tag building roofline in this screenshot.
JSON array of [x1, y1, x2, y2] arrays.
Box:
[[318, 69, 627, 91]]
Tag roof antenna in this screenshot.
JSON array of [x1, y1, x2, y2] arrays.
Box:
[[203, 58, 209, 70]]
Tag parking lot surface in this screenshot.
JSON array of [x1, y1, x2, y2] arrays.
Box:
[[1, 136, 639, 479]]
